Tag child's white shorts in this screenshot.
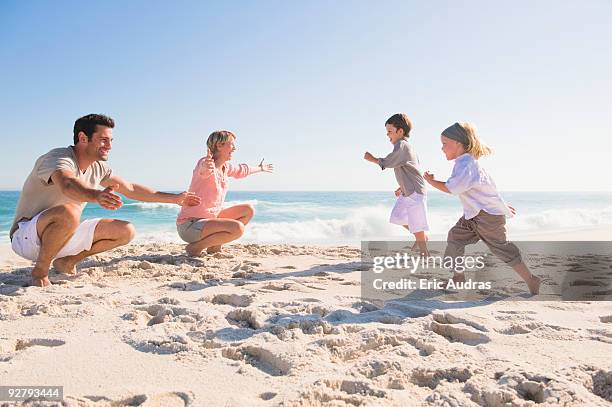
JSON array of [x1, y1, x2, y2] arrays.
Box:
[[389, 192, 429, 233], [11, 211, 101, 262]]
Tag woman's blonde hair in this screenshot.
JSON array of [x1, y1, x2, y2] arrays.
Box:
[[457, 122, 492, 159], [207, 130, 236, 155]]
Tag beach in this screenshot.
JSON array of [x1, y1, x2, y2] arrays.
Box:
[[3, 0, 612, 403], [1, 226, 611, 406]]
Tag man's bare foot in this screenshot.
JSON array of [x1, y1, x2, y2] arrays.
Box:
[[207, 245, 222, 254], [526, 275, 541, 295], [52, 257, 77, 275], [31, 264, 52, 287], [32, 276, 51, 287]]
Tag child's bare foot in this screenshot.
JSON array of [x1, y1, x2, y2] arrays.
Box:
[[410, 243, 430, 256], [526, 275, 541, 295], [52, 257, 77, 275], [410, 236, 429, 251], [453, 272, 466, 283], [207, 245, 222, 254], [446, 272, 465, 286]]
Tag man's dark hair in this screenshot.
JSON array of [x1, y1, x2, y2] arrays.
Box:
[[385, 113, 412, 139], [73, 114, 115, 144]]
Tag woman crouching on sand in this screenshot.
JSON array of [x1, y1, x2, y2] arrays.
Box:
[[177, 130, 273, 256]]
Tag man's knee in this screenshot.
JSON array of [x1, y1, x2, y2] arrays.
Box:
[[118, 222, 136, 244], [97, 219, 135, 245]]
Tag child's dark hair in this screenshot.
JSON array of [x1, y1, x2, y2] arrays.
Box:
[[385, 113, 412, 138], [73, 114, 115, 144]]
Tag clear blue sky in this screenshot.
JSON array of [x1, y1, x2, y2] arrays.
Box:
[[1, 1, 610, 191]]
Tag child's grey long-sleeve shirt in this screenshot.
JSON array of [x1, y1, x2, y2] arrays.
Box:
[[378, 138, 426, 196]]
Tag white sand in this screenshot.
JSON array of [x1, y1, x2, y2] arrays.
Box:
[[1, 230, 611, 406]]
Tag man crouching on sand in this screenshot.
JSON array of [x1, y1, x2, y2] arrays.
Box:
[[9, 114, 201, 287]]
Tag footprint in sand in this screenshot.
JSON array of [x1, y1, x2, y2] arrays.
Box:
[[0, 338, 64, 362], [222, 345, 292, 376], [307, 379, 387, 400], [208, 293, 254, 307], [15, 338, 66, 351], [124, 331, 191, 355], [83, 391, 193, 406], [213, 252, 234, 259], [496, 310, 537, 315], [429, 313, 491, 346], [410, 366, 473, 390], [259, 392, 277, 400], [261, 282, 294, 291], [494, 322, 542, 335], [124, 302, 200, 327], [226, 308, 265, 329]]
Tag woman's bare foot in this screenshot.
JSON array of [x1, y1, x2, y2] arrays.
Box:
[[526, 275, 541, 295], [207, 245, 222, 254], [186, 243, 204, 257], [52, 257, 78, 275]]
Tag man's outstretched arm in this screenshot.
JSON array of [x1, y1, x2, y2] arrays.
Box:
[[51, 170, 122, 210], [101, 174, 201, 206]]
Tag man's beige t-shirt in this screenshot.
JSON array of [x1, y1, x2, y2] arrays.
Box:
[[10, 147, 112, 239]]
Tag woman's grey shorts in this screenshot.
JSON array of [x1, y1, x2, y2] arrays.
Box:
[[177, 219, 209, 243]]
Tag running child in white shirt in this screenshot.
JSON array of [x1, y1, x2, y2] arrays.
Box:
[[424, 122, 541, 294]]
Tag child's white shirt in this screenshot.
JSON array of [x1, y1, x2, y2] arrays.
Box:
[[445, 153, 513, 220]]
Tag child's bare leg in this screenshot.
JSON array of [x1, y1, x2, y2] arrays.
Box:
[[512, 261, 541, 295], [413, 231, 429, 256], [406, 226, 429, 252], [403, 226, 415, 249]]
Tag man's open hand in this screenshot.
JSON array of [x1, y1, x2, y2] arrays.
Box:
[[96, 185, 122, 210], [176, 191, 201, 206]]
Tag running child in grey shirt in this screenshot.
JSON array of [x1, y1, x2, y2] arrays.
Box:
[[364, 113, 429, 255]]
